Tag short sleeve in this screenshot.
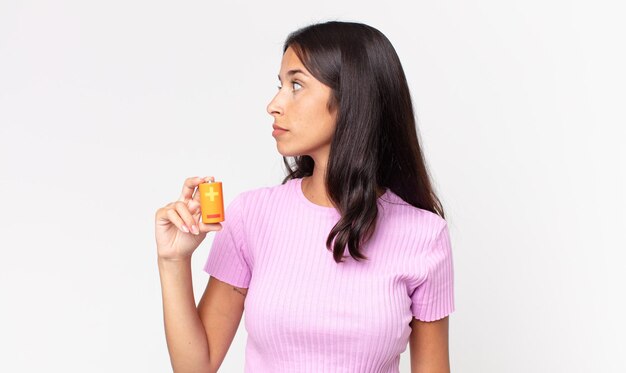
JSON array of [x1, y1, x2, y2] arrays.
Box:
[[409, 223, 455, 322], [203, 192, 252, 288]]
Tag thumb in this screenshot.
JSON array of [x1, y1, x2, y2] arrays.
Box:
[[199, 221, 223, 233]]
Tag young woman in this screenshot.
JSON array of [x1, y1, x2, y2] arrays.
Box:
[[156, 21, 455, 373]]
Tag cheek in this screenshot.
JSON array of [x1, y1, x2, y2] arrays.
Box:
[[306, 97, 334, 122], [289, 93, 336, 134], [319, 109, 337, 135], [288, 101, 316, 129]]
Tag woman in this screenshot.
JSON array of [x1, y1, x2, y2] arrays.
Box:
[[156, 21, 455, 373]]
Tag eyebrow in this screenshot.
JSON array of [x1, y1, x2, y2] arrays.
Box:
[[277, 69, 309, 81]]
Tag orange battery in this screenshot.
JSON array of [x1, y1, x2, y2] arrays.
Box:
[[199, 181, 225, 224]]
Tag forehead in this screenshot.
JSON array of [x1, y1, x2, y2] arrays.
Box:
[[279, 46, 309, 75]]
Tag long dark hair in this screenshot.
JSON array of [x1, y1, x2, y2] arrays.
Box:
[[279, 21, 445, 263]]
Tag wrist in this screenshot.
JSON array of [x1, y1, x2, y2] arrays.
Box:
[[158, 255, 192, 267]]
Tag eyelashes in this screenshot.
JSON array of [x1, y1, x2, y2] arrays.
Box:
[[277, 81, 302, 92]]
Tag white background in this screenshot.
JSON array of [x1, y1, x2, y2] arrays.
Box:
[[1, 0, 624, 372]]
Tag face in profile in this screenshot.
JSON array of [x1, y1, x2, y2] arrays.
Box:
[[266, 46, 337, 159]]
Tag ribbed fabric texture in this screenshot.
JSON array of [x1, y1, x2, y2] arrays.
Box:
[[203, 177, 455, 373]]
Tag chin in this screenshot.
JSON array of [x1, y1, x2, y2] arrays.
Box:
[[276, 144, 303, 158]]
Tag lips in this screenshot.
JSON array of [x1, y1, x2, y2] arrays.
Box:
[[272, 124, 288, 131]]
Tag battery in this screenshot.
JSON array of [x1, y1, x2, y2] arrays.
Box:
[[199, 180, 225, 224]]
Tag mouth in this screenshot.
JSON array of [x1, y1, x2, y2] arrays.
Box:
[[272, 124, 288, 131], [272, 124, 288, 137]]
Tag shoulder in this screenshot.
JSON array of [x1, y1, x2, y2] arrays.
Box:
[[228, 179, 292, 210], [379, 191, 447, 242]]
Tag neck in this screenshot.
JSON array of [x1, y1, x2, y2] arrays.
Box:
[[301, 165, 385, 208], [302, 163, 334, 207]]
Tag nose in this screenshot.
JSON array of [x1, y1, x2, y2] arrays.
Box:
[[266, 91, 283, 117]]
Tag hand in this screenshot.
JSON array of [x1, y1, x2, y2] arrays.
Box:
[[155, 176, 223, 261]]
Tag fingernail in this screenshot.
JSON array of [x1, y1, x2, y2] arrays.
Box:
[[182, 225, 189, 233], [192, 225, 199, 234]]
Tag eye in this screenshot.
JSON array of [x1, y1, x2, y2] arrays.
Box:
[[292, 81, 302, 91]]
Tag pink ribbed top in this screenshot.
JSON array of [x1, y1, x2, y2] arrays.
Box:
[[203, 177, 455, 372]]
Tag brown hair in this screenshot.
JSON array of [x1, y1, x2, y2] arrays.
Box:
[[280, 21, 445, 263]]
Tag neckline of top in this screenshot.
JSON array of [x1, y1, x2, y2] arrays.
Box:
[[291, 177, 394, 215]]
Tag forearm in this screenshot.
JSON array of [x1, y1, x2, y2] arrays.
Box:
[[158, 257, 211, 372]]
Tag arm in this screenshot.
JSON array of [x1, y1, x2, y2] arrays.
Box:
[[158, 257, 212, 372], [409, 316, 451, 373], [197, 274, 247, 373], [158, 257, 247, 373]]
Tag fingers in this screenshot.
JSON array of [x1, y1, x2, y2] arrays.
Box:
[[187, 198, 223, 233], [173, 200, 200, 235], [168, 175, 218, 235], [192, 176, 215, 203], [165, 207, 192, 234], [179, 176, 215, 203], [188, 199, 201, 221], [157, 198, 218, 235]]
